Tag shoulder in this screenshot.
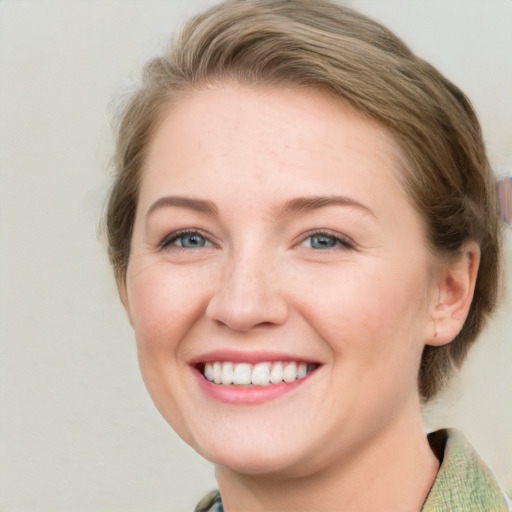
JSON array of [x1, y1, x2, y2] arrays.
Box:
[[423, 429, 511, 512]]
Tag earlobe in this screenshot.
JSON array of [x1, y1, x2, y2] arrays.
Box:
[[427, 240, 480, 347]]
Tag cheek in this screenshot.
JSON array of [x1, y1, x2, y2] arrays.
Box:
[[124, 262, 211, 442], [126, 262, 210, 356], [294, 258, 429, 360]]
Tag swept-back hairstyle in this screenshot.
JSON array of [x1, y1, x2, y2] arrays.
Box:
[[105, 0, 502, 400]]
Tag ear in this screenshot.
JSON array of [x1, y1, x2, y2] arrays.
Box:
[[426, 240, 480, 347], [117, 278, 134, 328]]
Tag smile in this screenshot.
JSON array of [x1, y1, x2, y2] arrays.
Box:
[[200, 361, 317, 386]]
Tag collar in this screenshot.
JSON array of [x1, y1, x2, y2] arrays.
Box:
[[422, 428, 510, 511]]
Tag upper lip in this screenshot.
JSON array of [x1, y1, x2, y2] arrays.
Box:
[[188, 350, 321, 366]]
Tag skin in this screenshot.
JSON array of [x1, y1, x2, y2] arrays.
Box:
[[121, 85, 479, 511]]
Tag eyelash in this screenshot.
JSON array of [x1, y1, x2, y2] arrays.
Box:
[[159, 228, 354, 252], [299, 230, 355, 251], [159, 229, 216, 250]]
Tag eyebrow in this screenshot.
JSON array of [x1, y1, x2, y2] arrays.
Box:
[[146, 196, 218, 217], [277, 195, 376, 218], [146, 194, 375, 219]]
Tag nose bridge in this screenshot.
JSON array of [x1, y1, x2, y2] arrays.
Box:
[[206, 236, 288, 330]]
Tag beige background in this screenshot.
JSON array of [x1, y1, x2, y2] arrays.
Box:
[[0, 1, 510, 511]]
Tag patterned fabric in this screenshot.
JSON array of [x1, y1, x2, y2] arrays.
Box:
[[194, 429, 511, 512], [422, 429, 510, 511]]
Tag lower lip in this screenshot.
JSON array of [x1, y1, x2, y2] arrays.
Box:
[[192, 368, 315, 405]]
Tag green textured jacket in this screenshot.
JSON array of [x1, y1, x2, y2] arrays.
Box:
[[195, 429, 511, 512]]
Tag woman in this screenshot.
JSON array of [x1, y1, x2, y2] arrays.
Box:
[[105, 1, 509, 510]]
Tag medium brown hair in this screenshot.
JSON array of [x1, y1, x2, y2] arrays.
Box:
[[105, 0, 502, 400]]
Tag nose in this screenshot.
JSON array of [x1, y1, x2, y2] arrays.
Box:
[[205, 249, 289, 331]]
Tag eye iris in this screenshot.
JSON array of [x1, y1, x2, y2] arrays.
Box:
[[310, 234, 336, 249], [181, 234, 206, 248]]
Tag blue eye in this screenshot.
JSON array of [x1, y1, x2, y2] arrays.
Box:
[[309, 234, 338, 249], [179, 233, 207, 248], [161, 230, 213, 250], [301, 232, 353, 250]]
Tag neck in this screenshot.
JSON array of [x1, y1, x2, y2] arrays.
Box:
[[215, 402, 439, 512]]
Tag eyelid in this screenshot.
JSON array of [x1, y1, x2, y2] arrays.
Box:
[[297, 229, 355, 249]]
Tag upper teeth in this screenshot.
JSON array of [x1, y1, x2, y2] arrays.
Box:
[[203, 361, 312, 386]]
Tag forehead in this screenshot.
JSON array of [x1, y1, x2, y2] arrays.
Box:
[[139, 84, 412, 224]]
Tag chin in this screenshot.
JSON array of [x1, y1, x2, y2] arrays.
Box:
[[196, 435, 304, 476], [212, 452, 300, 476]]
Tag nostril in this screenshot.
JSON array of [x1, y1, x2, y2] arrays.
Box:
[[255, 321, 280, 328], [206, 300, 288, 331]]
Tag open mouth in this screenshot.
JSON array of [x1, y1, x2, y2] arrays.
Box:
[[196, 361, 318, 386]]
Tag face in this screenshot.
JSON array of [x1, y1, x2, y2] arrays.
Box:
[[123, 85, 437, 477]]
